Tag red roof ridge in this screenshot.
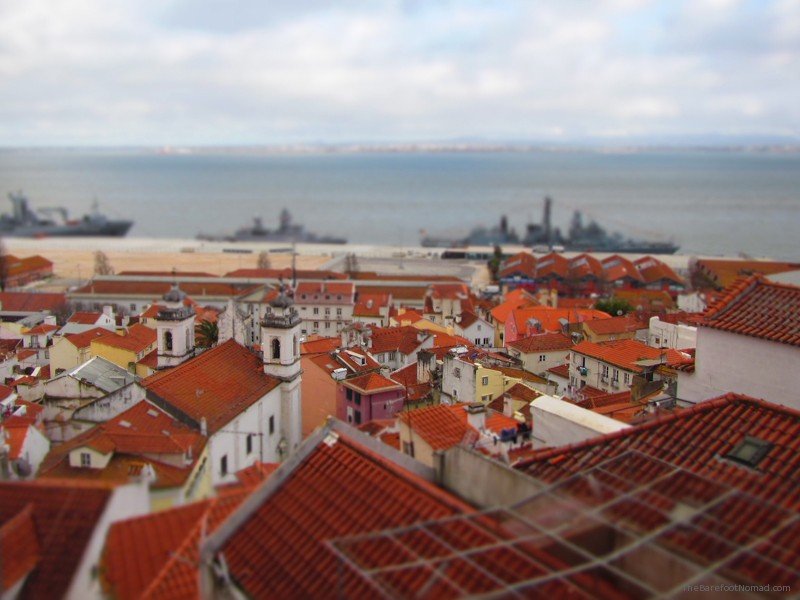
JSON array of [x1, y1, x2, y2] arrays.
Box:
[[514, 392, 790, 467]]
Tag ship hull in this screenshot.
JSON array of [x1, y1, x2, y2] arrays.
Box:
[[0, 220, 133, 238]]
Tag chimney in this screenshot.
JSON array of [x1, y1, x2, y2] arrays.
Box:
[[464, 402, 486, 430], [103, 305, 114, 317]]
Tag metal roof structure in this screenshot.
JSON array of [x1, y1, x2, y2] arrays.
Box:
[[329, 450, 800, 598]]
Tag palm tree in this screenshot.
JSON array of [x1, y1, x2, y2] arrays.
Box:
[[195, 319, 219, 348]]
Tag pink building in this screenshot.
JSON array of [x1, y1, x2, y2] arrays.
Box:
[[336, 372, 405, 427]]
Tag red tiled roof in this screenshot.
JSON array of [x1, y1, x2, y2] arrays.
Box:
[[357, 285, 427, 302], [701, 275, 800, 348], [583, 314, 648, 335], [224, 268, 346, 280], [429, 282, 470, 300], [0, 504, 40, 593], [38, 401, 206, 489], [64, 327, 110, 349], [633, 255, 684, 285], [509, 332, 573, 353], [547, 364, 570, 378], [333, 348, 381, 373], [72, 280, 260, 298], [601, 254, 644, 283], [353, 293, 389, 317], [2, 421, 31, 460], [568, 253, 604, 280], [571, 339, 687, 373], [379, 431, 400, 450], [68, 311, 104, 324], [102, 486, 251, 600], [295, 281, 355, 299], [514, 393, 800, 510], [399, 404, 478, 450], [144, 340, 281, 434], [117, 270, 216, 277], [389, 363, 418, 387], [499, 252, 537, 279], [24, 323, 58, 335], [214, 431, 472, 598], [393, 309, 424, 324], [0, 292, 65, 313], [505, 382, 541, 403], [614, 289, 675, 311], [535, 252, 570, 279], [484, 411, 520, 435], [92, 323, 156, 353], [300, 336, 341, 355], [557, 297, 596, 309], [511, 306, 609, 335], [369, 326, 427, 355], [343, 372, 402, 394], [695, 258, 800, 289], [0, 480, 113, 598]]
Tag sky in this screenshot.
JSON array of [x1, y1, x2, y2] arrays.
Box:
[[0, 0, 798, 146]]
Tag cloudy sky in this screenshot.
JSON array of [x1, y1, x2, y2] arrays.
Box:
[[0, 0, 798, 146]]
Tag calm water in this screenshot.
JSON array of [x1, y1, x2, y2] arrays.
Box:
[[0, 149, 798, 259]]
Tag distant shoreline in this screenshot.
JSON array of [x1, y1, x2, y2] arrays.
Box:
[[1, 144, 799, 156]]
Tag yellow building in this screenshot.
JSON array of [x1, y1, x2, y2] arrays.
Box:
[[90, 323, 156, 376], [50, 328, 109, 375]]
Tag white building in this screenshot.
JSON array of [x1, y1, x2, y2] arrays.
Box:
[[647, 316, 697, 349], [453, 311, 495, 348], [678, 276, 800, 409], [530, 394, 630, 449], [294, 281, 355, 336], [507, 333, 573, 376]]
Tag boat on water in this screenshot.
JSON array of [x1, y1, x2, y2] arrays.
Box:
[[198, 208, 347, 244], [421, 197, 679, 254], [0, 192, 133, 238]]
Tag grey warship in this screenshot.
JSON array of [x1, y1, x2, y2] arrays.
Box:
[[422, 197, 679, 254], [199, 208, 347, 244], [0, 192, 133, 238]]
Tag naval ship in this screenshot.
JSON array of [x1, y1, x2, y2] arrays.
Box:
[[198, 208, 347, 244], [422, 197, 679, 254], [0, 192, 133, 237]]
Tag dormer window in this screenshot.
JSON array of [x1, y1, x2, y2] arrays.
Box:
[[725, 436, 773, 469]]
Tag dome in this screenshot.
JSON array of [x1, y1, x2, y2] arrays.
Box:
[[163, 283, 187, 304], [269, 292, 294, 309]]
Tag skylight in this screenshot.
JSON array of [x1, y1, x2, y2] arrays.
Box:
[[725, 436, 773, 468]]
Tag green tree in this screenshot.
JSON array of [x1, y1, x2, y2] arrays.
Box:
[[487, 245, 503, 282], [195, 319, 219, 348], [595, 297, 634, 316]]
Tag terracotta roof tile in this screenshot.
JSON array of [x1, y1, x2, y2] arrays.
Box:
[[398, 404, 478, 450], [64, 327, 112, 349], [695, 258, 800, 289], [547, 364, 570, 378], [68, 311, 104, 324], [103, 487, 252, 600], [343, 372, 403, 394], [24, 323, 58, 335], [601, 254, 644, 283], [144, 340, 281, 434], [0, 480, 113, 598], [511, 306, 610, 336], [499, 252, 537, 279], [215, 432, 472, 598], [0, 292, 66, 313], [509, 332, 573, 353], [583, 314, 648, 335], [633, 255, 684, 285], [357, 285, 427, 302], [300, 336, 341, 355], [72, 280, 260, 298], [514, 393, 800, 510], [0, 504, 40, 593], [369, 326, 428, 355], [505, 383, 541, 403], [701, 275, 800, 348], [295, 281, 355, 298], [571, 339, 687, 373], [91, 323, 156, 353]]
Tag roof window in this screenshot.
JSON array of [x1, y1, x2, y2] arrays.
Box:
[[725, 436, 773, 468]]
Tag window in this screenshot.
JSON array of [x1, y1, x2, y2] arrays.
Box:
[[602, 365, 609, 377], [271, 338, 281, 360], [481, 376, 489, 386], [313, 321, 319, 329], [325, 308, 330, 315], [726, 436, 773, 468], [269, 415, 275, 434], [482, 394, 492, 402], [80, 452, 91, 467], [484, 337, 490, 345], [313, 307, 319, 315], [246, 434, 253, 455], [293, 335, 299, 357], [354, 392, 362, 406], [624, 373, 631, 384], [612, 369, 619, 382], [130, 303, 136, 311], [301, 294, 307, 299], [346, 388, 353, 400], [403, 441, 415, 457], [325, 322, 330, 329], [220, 455, 228, 477], [164, 331, 173, 351], [336, 308, 342, 316], [354, 410, 362, 425], [453, 367, 461, 379], [539, 354, 546, 362]]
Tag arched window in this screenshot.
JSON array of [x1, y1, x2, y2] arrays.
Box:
[[293, 335, 299, 357], [164, 331, 173, 351], [271, 338, 281, 360]]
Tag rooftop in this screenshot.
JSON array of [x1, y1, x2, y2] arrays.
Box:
[[509, 332, 573, 354], [144, 340, 281, 434], [571, 339, 689, 373]]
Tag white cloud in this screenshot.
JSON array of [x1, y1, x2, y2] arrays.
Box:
[[0, 0, 797, 144]]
